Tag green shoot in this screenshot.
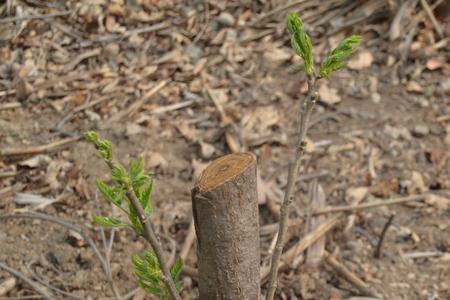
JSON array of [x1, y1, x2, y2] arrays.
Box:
[[320, 35, 361, 78], [84, 131, 182, 300], [266, 12, 361, 300]]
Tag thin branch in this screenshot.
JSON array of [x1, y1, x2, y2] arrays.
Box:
[[0, 11, 71, 24], [95, 194, 123, 300], [420, 0, 444, 39], [266, 76, 317, 300], [0, 136, 81, 158], [261, 214, 340, 282], [179, 217, 196, 261], [312, 194, 426, 215], [324, 251, 379, 297], [0, 262, 54, 300], [374, 215, 395, 259], [26, 262, 83, 300]]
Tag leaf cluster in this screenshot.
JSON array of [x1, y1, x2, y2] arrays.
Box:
[[285, 12, 361, 79], [319, 35, 361, 78], [132, 251, 183, 300], [84, 131, 153, 232], [287, 12, 314, 74], [85, 131, 184, 297]]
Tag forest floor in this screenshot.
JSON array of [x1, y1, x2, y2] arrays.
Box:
[[0, 1, 449, 300]]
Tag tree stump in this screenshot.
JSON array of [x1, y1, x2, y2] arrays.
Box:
[[192, 153, 260, 300]]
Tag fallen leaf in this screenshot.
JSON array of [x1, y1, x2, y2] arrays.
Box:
[[14, 193, 52, 206], [259, 144, 272, 160], [19, 155, 51, 168], [67, 230, 86, 247], [264, 47, 291, 67], [425, 148, 448, 168], [318, 84, 341, 105], [426, 57, 445, 70], [145, 152, 168, 169], [410, 171, 427, 193], [126, 123, 142, 136], [346, 187, 369, 203], [348, 49, 373, 70], [199, 141, 215, 159], [424, 194, 449, 210], [440, 253, 450, 262], [369, 178, 398, 197], [192, 159, 208, 179], [396, 226, 420, 243], [406, 81, 423, 93], [207, 88, 228, 106], [304, 137, 316, 153]]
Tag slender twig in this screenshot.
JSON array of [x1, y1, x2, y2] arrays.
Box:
[[261, 214, 340, 282], [0, 11, 71, 24], [0, 136, 81, 158], [103, 161, 181, 300], [95, 194, 123, 300], [179, 217, 196, 261], [266, 76, 318, 300], [26, 262, 83, 300], [420, 0, 444, 39], [374, 215, 395, 259], [0, 262, 54, 300], [106, 80, 169, 123], [324, 251, 379, 297], [312, 194, 426, 215]]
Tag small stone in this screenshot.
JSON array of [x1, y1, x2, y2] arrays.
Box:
[[359, 111, 371, 120], [217, 12, 235, 26], [371, 92, 381, 103], [441, 77, 450, 94], [384, 125, 412, 141], [411, 124, 430, 137], [185, 43, 203, 60], [126, 123, 142, 136], [108, 3, 127, 17], [104, 43, 120, 56], [224, 29, 237, 42], [200, 142, 215, 159], [67, 230, 85, 247]]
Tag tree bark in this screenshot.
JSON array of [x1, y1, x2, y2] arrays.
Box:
[[192, 153, 260, 300]]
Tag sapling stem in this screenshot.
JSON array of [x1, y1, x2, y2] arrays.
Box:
[[265, 11, 360, 299], [102, 160, 182, 300], [266, 75, 317, 300]]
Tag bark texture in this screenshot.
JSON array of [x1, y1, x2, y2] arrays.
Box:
[[192, 153, 260, 300]]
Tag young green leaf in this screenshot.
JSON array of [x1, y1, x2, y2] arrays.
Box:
[[130, 157, 145, 181], [287, 12, 314, 74], [111, 164, 129, 186], [319, 35, 361, 78], [287, 11, 303, 35], [84, 131, 99, 145], [98, 140, 112, 161], [132, 251, 173, 299], [127, 203, 143, 233], [84, 131, 113, 161], [140, 182, 153, 217], [92, 214, 124, 228], [170, 258, 183, 282], [96, 179, 122, 206]]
